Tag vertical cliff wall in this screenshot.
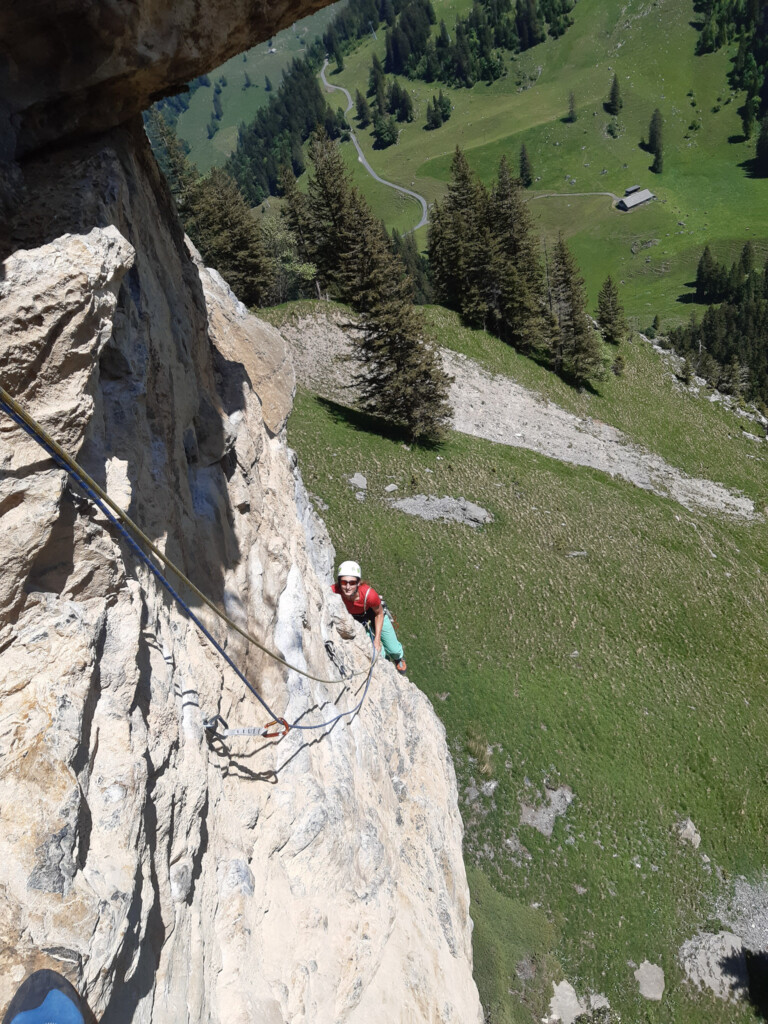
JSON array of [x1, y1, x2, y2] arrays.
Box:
[[0, 93, 482, 1024]]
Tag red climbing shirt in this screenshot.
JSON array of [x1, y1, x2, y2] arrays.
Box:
[[331, 581, 382, 622]]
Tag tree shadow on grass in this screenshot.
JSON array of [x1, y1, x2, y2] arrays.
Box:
[[316, 396, 445, 450], [729, 133, 747, 144], [738, 156, 760, 178]]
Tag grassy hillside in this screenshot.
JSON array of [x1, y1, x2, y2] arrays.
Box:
[[278, 301, 768, 1022], [174, 4, 341, 173], [322, 0, 768, 326], [184, 0, 768, 323]]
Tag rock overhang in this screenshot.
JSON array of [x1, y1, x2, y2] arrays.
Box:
[[0, 0, 337, 160]]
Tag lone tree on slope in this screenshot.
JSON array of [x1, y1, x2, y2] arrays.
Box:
[[519, 144, 534, 187], [648, 108, 663, 173], [606, 73, 622, 115]]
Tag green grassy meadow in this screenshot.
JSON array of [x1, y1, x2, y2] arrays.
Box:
[[321, 0, 768, 325], [175, 4, 341, 172], [286, 330, 768, 1019], [186, 0, 768, 323]]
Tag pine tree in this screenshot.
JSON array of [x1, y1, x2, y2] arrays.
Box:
[[428, 147, 486, 318], [372, 112, 398, 147], [568, 91, 577, 123], [519, 144, 534, 186], [183, 168, 273, 308], [264, 75, 273, 92], [368, 54, 385, 97], [596, 275, 627, 344], [279, 165, 315, 276], [489, 155, 547, 350], [680, 356, 694, 385], [648, 109, 662, 151], [756, 115, 768, 176], [741, 95, 758, 140], [722, 354, 749, 396], [355, 89, 371, 127], [425, 98, 443, 129], [461, 195, 500, 330], [304, 130, 359, 295], [297, 130, 451, 440], [648, 108, 663, 172], [696, 244, 717, 301], [739, 241, 755, 277], [260, 215, 317, 304], [348, 207, 451, 440], [391, 228, 433, 304], [550, 235, 604, 384], [606, 74, 622, 115], [144, 108, 198, 204]]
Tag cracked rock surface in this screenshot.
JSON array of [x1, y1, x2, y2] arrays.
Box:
[[0, 120, 481, 1023]]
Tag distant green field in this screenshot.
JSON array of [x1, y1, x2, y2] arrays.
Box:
[[280, 300, 768, 1023], [319, 0, 768, 324], [175, 4, 341, 173], [187, 0, 768, 322]]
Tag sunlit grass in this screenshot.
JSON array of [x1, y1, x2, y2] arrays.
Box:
[[287, 368, 768, 1021]]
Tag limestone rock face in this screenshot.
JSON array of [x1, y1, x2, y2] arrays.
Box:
[[0, 125, 482, 1023]]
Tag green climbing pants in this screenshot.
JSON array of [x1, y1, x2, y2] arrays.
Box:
[[377, 614, 404, 661]]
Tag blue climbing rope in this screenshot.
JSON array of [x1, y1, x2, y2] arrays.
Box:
[[0, 394, 377, 737]]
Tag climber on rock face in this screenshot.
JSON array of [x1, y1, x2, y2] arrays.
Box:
[[331, 561, 407, 675]]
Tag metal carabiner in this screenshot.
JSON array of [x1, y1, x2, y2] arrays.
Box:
[[262, 718, 290, 739]]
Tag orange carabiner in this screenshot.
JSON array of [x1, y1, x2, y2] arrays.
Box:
[[262, 718, 290, 739]]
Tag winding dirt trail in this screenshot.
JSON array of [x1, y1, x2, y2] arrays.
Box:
[[526, 190, 620, 205], [320, 61, 429, 232]]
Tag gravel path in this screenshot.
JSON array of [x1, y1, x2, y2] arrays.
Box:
[[526, 190, 620, 206], [319, 61, 429, 232], [278, 312, 757, 519]]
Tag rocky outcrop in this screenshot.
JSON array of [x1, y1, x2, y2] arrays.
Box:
[[0, 0, 333, 163], [0, 119, 482, 1022]]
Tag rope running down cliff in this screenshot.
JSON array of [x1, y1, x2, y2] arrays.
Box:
[[0, 385, 376, 730]]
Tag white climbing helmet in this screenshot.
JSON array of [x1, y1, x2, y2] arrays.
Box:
[[337, 560, 361, 580]]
